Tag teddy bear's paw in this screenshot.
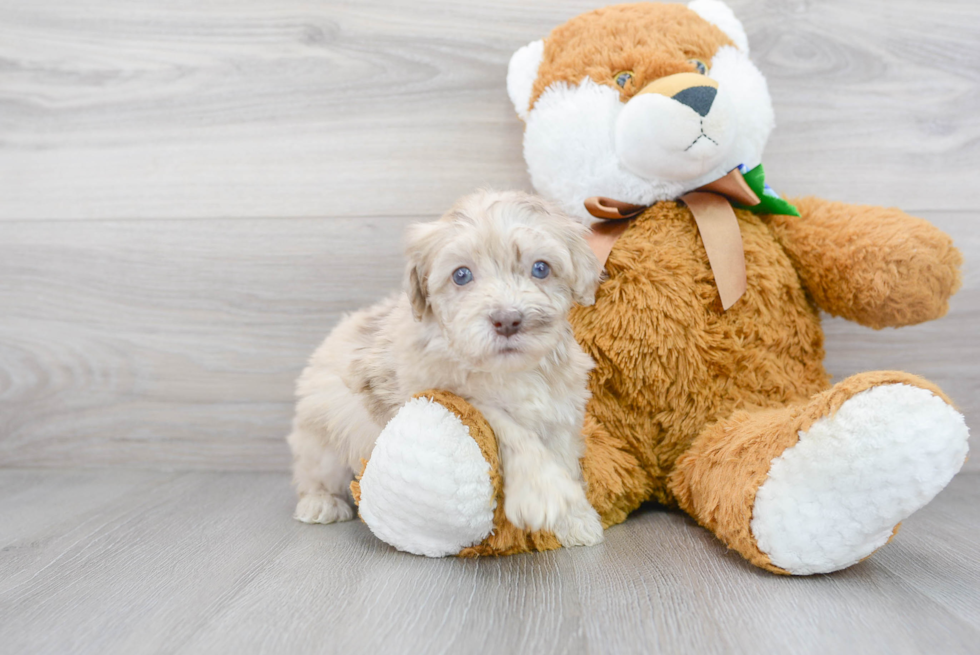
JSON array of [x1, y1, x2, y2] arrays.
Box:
[[294, 492, 355, 524], [357, 396, 496, 557], [552, 501, 605, 548], [751, 383, 969, 575]]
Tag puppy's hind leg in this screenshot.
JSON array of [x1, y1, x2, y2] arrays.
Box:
[[288, 428, 357, 524], [288, 365, 388, 524]]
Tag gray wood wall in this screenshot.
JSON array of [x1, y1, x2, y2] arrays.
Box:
[[1, 0, 977, 471]]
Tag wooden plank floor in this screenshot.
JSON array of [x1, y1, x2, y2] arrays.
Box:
[[1, 1, 978, 652], [0, 0, 978, 471], [0, 469, 977, 655]]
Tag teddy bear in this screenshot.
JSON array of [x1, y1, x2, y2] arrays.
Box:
[[348, 0, 969, 575]]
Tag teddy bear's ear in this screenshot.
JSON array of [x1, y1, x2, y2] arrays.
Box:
[[507, 39, 544, 121], [688, 0, 750, 53]]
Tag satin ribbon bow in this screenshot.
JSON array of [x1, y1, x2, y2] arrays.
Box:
[[583, 164, 798, 311]]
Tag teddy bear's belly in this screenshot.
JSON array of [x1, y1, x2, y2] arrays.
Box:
[[570, 203, 829, 500]]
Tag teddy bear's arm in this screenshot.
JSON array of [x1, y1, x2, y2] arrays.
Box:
[[767, 196, 963, 329]]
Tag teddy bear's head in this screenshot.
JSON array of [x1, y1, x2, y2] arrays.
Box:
[[507, 1, 773, 221]]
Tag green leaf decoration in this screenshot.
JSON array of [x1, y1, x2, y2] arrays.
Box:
[[735, 164, 800, 217]]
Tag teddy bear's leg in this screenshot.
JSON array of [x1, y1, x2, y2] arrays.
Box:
[[579, 413, 653, 529], [351, 391, 498, 557], [352, 390, 566, 557], [669, 371, 969, 575]]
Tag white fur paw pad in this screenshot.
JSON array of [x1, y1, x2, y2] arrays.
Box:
[[294, 493, 355, 524], [751, 383, 969, 575], [357, 397, 496, 557], [503, 485, 557, 533], [553, 504, 605, 548], [503, 468, 604, 548]]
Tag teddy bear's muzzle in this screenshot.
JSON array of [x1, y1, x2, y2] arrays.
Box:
[[614, 72, 736, 182], [635, 72, 719, 112]]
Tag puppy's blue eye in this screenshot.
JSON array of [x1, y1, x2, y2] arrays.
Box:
[[531, 261, 551, 279], [452, 267, 473, 285]]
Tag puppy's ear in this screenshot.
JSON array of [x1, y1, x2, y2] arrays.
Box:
[[530, 196, 601, 306], [404, 220, 446, 321], [407, 264, 427, 321], [566, 221, 601, 306]]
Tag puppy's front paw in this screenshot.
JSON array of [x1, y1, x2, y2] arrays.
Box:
[[294, 492, 355, 524], [504, 471, 602, 549], [553, 502, 604, 548], [504, 475, 569, 532]]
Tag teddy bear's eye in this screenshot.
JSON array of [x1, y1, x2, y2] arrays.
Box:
[[688, 59, 709, 75], [614, 71, 634, 88]]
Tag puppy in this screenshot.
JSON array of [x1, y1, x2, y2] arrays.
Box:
[[287, 190, 604, 547]]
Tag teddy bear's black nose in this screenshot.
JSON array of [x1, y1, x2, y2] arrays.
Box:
[[673, 85, 717, 117]]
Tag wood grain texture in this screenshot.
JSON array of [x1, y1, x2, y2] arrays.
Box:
[[0, 210, 975, 470], [2, 3, 976, 651], [0, 0, 978, 471], [0, 217, 414, 470], [0, 469, 978, 655], [0, 0, 979, 220]]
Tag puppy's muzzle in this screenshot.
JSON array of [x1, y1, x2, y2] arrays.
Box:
[[490, 309, 523, 337]]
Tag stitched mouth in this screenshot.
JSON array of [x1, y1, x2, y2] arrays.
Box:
[[684, 117, 719, 151], [685, 131, 719, 151]]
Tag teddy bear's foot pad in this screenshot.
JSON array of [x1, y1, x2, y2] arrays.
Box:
[[751, 383, 969, 575], [357, 397, 496, 557]]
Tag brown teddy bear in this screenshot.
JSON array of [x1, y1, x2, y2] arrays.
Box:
[[350, 0, 969, 575]]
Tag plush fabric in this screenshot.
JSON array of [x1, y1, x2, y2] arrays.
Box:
[[528, 3, 733, 108], [772, 197, 963, 329], [517, 6, 774, 221], [423, 390, 563, 557], [351, 1, 970, 574], [353, 393, 496, 557], [750, 381, 968, 574], [669, 372, 956, 573]]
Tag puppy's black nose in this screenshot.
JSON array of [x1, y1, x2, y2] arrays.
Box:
[[490, 309, 523, 337], [673, 85, 717, 117]]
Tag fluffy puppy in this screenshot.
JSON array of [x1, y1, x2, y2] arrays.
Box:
[[287, 190, 604, 547]]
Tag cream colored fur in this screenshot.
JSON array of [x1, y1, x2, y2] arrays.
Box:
[[287, 190, 604, 547]]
